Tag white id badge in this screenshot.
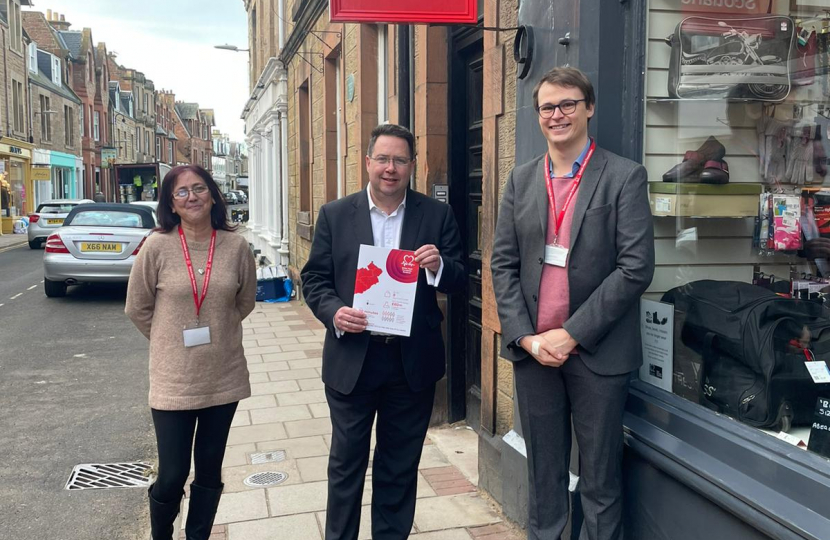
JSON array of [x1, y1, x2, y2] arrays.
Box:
[[183, 326, 211, 347], [544, 244, 569, 267]]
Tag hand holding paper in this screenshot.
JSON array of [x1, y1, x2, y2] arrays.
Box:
[[414, 244, 441, 273]]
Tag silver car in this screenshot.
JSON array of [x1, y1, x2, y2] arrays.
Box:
[[130, 201, 159, 223], [27, 199, 95, 249], [43, 204, 156, 297]]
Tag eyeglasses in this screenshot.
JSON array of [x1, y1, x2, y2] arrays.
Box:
[[368, 155, 413, 168], [536, 99, 587, 119], [172, 185, 209, 199]]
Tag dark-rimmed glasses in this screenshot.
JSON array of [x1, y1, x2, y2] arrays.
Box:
[[536, 99, 587, 119]]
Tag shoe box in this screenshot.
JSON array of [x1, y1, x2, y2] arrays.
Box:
[[649, 182, 762, 218]]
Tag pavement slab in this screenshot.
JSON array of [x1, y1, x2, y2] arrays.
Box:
[[210, 301, 515, 539]]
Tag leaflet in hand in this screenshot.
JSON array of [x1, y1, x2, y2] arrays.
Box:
[[353, 244, 419, 337]]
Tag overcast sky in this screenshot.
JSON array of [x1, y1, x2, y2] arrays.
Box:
[[25, 0, 250, 142]]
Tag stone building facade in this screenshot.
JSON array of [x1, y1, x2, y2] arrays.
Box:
[[244, 0, 523, 519], [173, 102, 214, 172], [155, 89, 177, 168], [0, 0, 35, 234]]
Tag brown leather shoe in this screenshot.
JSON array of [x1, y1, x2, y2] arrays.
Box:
[[662, 136, 727, 182], [699, 159, 729, 184]]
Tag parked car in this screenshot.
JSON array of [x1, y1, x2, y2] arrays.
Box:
[[223, 192, 239, 205], [130, 201, 159, 223], [43, 204, 156, 297], [27, 199, 95, 249], [230, 190, 248, 204]]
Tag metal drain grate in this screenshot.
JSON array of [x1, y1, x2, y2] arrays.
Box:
[[244, 471, 288, 487], [65, 462, 153, 490], [250, 450, 286, 465]]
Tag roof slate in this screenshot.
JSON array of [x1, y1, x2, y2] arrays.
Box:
[[175, 103, 199, 120], [59, 31, 82, 59]]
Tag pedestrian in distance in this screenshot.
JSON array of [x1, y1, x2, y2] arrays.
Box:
[[93, 191, 106, 203], [301, 123, 465, 540], [125, 164, 257, 540], [491, 67, 655, 540]]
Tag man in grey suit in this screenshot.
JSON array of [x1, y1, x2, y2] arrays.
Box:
[[491, 67, 654, 540]]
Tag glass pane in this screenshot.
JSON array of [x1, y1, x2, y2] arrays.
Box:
[[68, 210, 144, 228], [642, 0, 830, 459]]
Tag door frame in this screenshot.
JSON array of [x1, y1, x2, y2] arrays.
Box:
[[446, 24, 484, 425]]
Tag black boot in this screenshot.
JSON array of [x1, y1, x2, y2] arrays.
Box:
[[148, 484, 182, 540], [185, 483, 223, 540]]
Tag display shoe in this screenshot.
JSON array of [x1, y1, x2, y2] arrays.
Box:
[[148, 485, 183, 540], [698, 159, 730, 184], [662, 136, 727, 182], [184, 483, 224, 540]]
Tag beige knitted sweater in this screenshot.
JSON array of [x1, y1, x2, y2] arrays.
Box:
[[125, 229, 257, 410]]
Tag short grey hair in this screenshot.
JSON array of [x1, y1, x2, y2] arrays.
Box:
[[367, 123, 415, 160]]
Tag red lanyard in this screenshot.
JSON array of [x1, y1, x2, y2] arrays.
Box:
[[178, 226, 216, 320], [544, 140, 596, 242]]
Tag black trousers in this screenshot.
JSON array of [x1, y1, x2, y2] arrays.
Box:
[[324, 340, 435, 540], [150, 402, 238, 503], [514, 355, 631, 540]]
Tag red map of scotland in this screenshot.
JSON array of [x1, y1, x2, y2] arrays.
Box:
[[354, 262, 383, 294]]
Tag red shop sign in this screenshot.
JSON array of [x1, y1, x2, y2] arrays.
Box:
[[330, 0, 478, 24]]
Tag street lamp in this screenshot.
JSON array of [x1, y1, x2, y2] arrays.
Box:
[[214, 44, 249, 52]]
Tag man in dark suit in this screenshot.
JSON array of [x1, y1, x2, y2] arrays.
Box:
[[491, 67, 655, 540], [301, 123, 465, 540]]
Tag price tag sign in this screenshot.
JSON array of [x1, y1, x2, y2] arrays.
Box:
[[808, 397, 830, 458], [805, 361, 830, 384]]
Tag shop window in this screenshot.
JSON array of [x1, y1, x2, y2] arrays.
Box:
[[641, 0, 830, 460]]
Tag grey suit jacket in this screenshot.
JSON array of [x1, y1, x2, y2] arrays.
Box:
[[491, 147, 655, 376]]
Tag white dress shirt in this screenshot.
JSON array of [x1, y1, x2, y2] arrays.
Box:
[[333, 189, 444, 336]]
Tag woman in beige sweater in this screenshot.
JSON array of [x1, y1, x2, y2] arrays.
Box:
[[126, 165, 256, 540]]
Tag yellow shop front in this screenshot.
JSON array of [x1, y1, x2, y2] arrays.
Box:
[[0, 140, 34, 235]]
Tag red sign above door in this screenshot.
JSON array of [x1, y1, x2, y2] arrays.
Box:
[[330, 0, 478, 24]]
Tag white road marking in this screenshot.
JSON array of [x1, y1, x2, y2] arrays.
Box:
[[10, 293, 22, 300], [27, 285, 37, 290], [0, 303, 4, 307]]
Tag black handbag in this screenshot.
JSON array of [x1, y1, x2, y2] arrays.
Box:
[[666, 14, 795, 101], [662, 280, 830, 431]]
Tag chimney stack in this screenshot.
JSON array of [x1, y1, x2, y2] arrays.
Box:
[[46, 9, 52, 20], [50, 12, 72, 31]]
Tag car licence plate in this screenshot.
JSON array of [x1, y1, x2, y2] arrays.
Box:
[[80, 242, 122, 252], [46, 218, 64, 225]]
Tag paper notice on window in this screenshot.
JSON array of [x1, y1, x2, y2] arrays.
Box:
[[639, 299, 674, 392], [352, 244, 419, 337]]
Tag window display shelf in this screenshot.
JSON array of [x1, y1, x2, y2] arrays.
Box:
[[649, 182, 763, 218], [646, 97, 822, 105], [646, 97, 764, 104]]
